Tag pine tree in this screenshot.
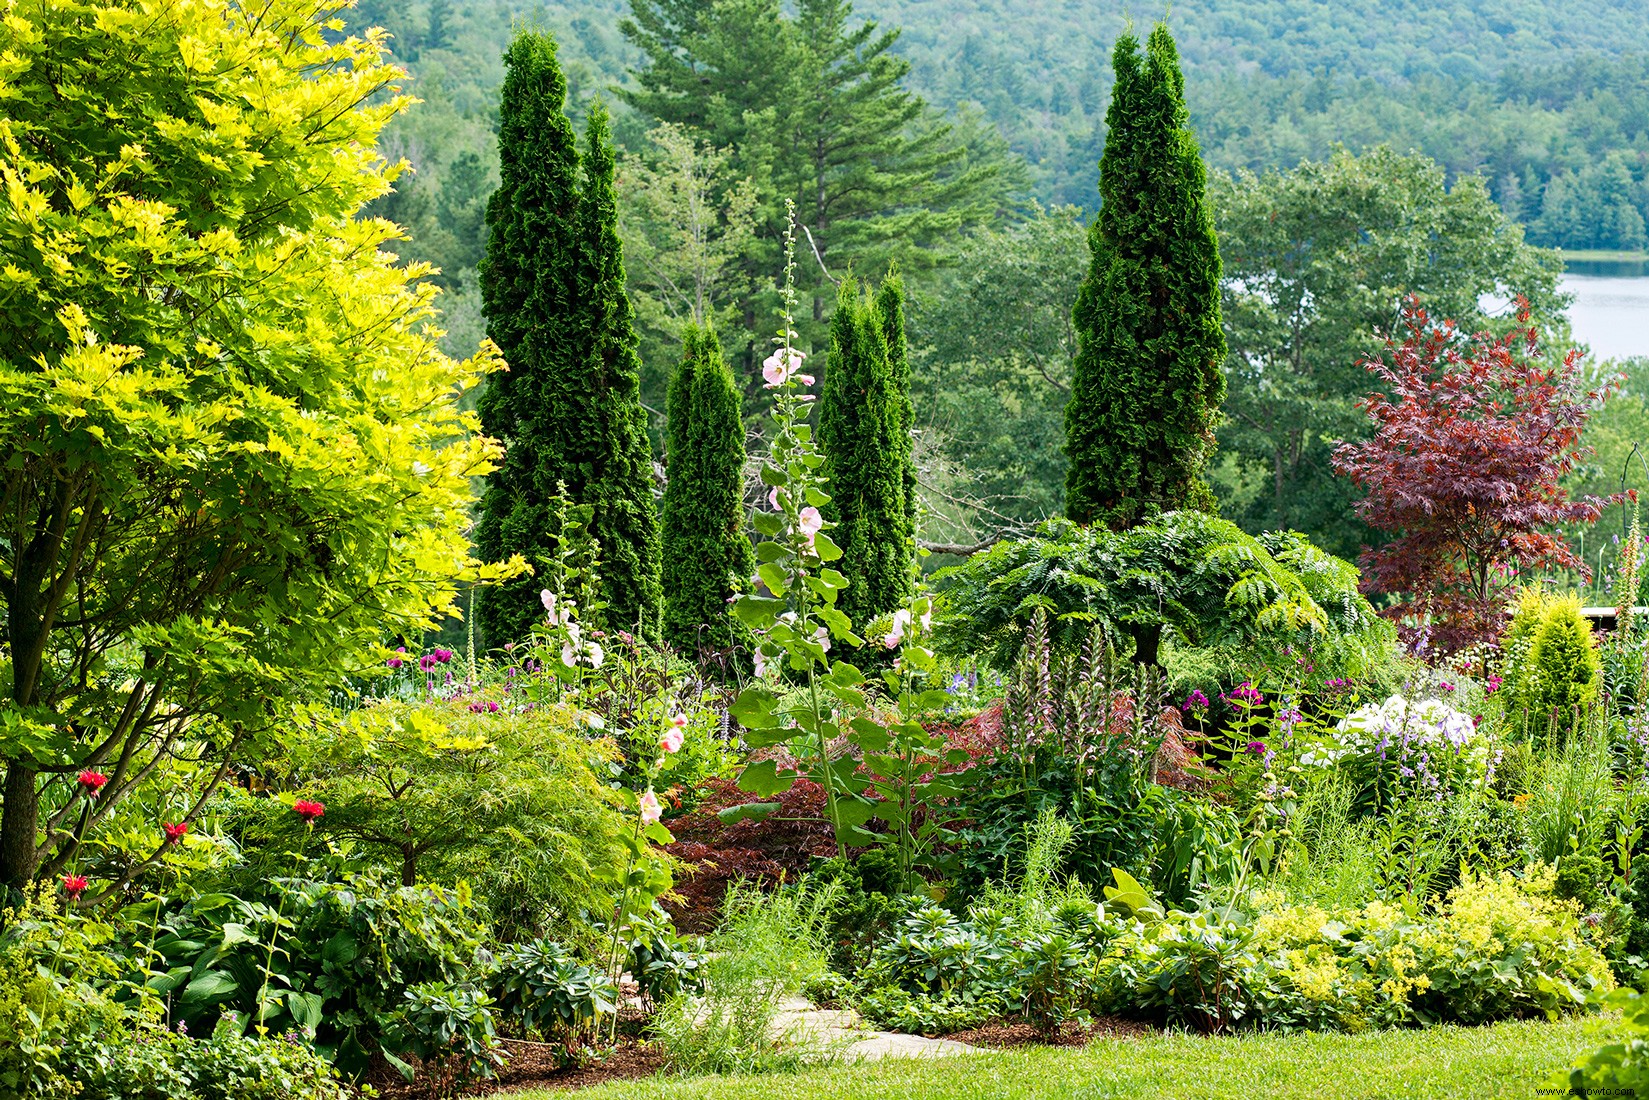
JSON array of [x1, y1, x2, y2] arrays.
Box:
[[1064, 24, 1225, 529], [819, 277, 912, 627], [662, 324, 755, 657], [475, 33, 661, 645]]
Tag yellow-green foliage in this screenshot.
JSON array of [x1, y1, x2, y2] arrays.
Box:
[[275, 696, 651, 945], [1250, 868, 1611, 1028], [0, 899, 129, 1098], [1499, 591, 1602, 741], [1100, 868, 1611, 1032]]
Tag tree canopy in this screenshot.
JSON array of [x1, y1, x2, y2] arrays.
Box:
[[0, 0, 503, 891]]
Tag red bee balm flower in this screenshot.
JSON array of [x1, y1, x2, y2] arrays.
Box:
[[163, 822, 189, 845], [292, 799, 325, 823], [62, 875, 88, 901], [77, 770, 108, 796]]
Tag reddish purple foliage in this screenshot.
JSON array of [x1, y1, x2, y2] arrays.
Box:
[[1333, 297, 1627, 653]]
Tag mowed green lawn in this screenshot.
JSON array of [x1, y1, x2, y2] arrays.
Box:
[[514, 1017, 1605, 1100]]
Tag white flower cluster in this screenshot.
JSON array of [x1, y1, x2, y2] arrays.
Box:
[[1302, 694, 1491, 787]]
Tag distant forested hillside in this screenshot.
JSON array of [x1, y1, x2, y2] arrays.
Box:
[[358, 0, 1649, 256]]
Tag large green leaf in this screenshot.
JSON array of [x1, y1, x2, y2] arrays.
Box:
[[737, 759, 796, 797], [730, 684, 781, 729]]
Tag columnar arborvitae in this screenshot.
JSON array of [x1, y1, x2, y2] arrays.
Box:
[[475, 31, 662, 644], [577, 103, 664, 639], [1064, 23, 1226, 529], [662, 324, 754, 657], [875, 270, 918, 539], [819, 277, 912, 626]]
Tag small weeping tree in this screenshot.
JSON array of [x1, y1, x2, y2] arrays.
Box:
[[662, 323, 755, 660]]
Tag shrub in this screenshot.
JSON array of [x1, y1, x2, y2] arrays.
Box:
[[72, 1016, 353, 1100], [1, 899, 348, 1100], [492, 938, 618, 1043], [140, 875, 491, 1080], [385, 981, 503, 1092], [269, 695, 642, 944], [1303, 692, 1497, 808], [1498, 591, 1602, 743], [934, 513, 1385, 670]]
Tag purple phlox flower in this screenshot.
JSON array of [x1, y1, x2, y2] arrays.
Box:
[[1182, 689, 1210, 712], [1246, 740, 1268, 756]]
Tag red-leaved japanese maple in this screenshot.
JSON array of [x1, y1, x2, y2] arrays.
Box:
[[1332, 297, 1625, 653]]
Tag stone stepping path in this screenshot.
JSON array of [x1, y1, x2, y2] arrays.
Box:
[[771, 995, 982, 1062]]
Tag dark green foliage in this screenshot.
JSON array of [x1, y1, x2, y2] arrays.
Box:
[[933, 514, 1385, 670], [578, 103, 665, 639], [875, 272, 918, 534], [475, 31, 661, 646], [662, 324, 755, 657], [819, 276, 914, 627], [622, 0, 1017, 347], [1064, 24, 1226, 529]]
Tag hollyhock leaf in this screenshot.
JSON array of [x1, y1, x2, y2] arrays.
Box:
[[733, 596, 783, 628], [736, 759, 795, 797], [757, 563, 789, 594], [730, 685, 781, 729], [716, 801, 782, 825]]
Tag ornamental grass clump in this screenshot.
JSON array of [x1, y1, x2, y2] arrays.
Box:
[[651, 881, 838, 1075]]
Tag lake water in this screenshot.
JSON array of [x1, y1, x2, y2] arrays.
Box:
[[1562, 259, 1649, 361]]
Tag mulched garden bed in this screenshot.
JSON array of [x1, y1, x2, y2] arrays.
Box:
[[946, 1016, 1155, 1048]]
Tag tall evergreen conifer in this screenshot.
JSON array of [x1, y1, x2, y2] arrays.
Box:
[[875, 271, 918, 536], [662, 324, 754, 656], [1064, 24, 1225, 529], [819, 277, 912, 626], [578, 103, 664, 638], [475, 33, 662, 644]]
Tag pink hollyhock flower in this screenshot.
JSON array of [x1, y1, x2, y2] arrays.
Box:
[[761, 348, 807, 388], [660, 724, 685, 754], [639, 789, 663, 825], [798, 507, 824, 538], [162, 822, 189, 845], [78, 770, 108, 797], [768, 486, 782, 510], [883, 608, 912, 649], [62, 875, 88, 901], [292, 799, 326, 823]]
